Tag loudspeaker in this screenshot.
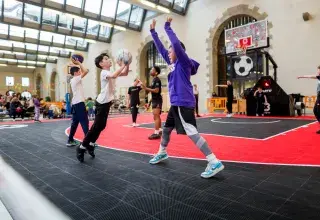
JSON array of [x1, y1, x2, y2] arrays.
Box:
[[303, 12, 311, 21]]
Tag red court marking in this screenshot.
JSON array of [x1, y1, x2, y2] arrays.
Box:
[[65, 114, 319, 166]]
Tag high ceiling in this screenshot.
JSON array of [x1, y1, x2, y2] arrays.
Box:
[[0, 0, 190, 68]]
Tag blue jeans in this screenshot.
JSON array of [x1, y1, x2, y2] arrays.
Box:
[[68, 102, 89, 142]]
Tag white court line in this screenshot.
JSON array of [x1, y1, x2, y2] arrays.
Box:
[[262, 121, 317, 141], [211, 118, 281, 124], [63, 128, 320, 167]]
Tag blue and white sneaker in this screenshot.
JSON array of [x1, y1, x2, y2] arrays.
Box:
[[201, 161, 224, 178], [149, 153, 168, 164]]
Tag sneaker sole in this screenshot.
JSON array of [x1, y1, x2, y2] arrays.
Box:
[[149, 155, 168, 165], [201, 164, 225, 179]]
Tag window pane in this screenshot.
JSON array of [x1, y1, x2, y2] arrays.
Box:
[[85, 0, 101, 14], [87, 20, 99, 36], [0, 40, 11, 47], [13, 42, 25, 48], [10, 26, 24, 37], [4, 0, 22, 19], [24, 4, 41, 23], [101, 0, 117, 18], [116, 1, 130, 22], [25, 43, 37, 51], [129, 6, 143, 26], [42, 8, 58, 26], [58, 13, 73, 30], [38, 45, 49, 52], [67, 0, 82, 8], [73, 17, 87, 33], [0, 24, 8, 35], [99, 25, 111, 38], [174, 0, 187, 8], [65, 36, 77, 46], [6, 77, 14, 86], [40, 31, 53, 42], [22, 77, 30, 87], [25, 28, 38, 39], [145, 11, 157, 20], [52, 33, 65, 44], [48, 0, 64, 4]]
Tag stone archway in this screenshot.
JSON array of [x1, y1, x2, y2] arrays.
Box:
[[205, 4, 273, 97], [135, 35, 169, 103]]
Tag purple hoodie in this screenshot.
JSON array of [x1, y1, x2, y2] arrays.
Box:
[[34, 98, 40, 107], [150, 22, 200, 108]]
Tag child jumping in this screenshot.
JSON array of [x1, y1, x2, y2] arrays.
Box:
[[148, 17, 224, 178]]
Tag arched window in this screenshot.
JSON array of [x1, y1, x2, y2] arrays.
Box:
[[146, 42, 167, 85], [217, 16, 263, 98]]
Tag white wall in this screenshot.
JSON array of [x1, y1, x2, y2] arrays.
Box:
[[35, 0, 320, 112]]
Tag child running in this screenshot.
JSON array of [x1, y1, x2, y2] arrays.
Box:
[[148, 17, 224, 178], [76, 53, 129, 162]]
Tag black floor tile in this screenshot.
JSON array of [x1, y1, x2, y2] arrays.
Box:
[[302, 179, 320, 194], [41, 173, 88, 193], [267, 174, 306, 188], [268, 214, 292, 220], [108, 185, 152, 202], [60, 204, 92, 220], [237, 170, 272, 180], [179, 173, 228, 191], [153, 203, 212, 220], [204, 183, 248, 200], [276, 201, 320, 220], [129, 193, 177, 215], [62, 186, 104, 203], [93, 202, 150, 220], [277, 166, 317, 179], [38, 184, 72, 208], [222, 174, 262, 189], [290, 189, 320, 209], [253, 181, 296, 199], [182, 191, 231, 214], [237, 191, 287, 212], [216, 202, 272, 220], [76, 193, 121, 215]]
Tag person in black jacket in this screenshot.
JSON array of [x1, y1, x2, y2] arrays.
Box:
[[128, 79, 142, 127]]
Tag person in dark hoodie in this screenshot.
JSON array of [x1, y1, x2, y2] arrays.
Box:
[[148, 17, 224, 178]]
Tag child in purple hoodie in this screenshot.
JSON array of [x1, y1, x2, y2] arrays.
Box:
[[147, 17, 224, 178]]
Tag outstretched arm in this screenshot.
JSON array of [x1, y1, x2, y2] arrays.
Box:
[[150, 20, 170, 64], [107, 63, 128, 79], [215, 85, 228, 88], [164, 17, 191, 68], [297, 75, 318, 79]]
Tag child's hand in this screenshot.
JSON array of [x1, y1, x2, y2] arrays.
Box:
[[71, 58, 81, 65], [150, 19, 156, 30], [167, 17, 173, 23]]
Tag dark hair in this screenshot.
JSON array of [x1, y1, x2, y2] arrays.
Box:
[[70, 66, 80, 76], [95, 53, 109, 69], [318, 65, 320, 69], [169, 41, 186, 51], [88, 97, 92, 100], [153, 66, 161, 75]]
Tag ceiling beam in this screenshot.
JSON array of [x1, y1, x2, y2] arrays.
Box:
[[122, 0, 186, 15]]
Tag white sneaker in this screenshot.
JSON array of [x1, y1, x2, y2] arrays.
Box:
[[201, 161, 224, 178]]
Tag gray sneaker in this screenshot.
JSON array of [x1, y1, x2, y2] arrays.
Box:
[[66, 140, 80, 147]]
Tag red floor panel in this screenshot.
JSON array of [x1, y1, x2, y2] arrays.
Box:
[[66, 114, 320, 166]]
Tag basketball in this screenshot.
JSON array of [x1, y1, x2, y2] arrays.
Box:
[[116, 49, 132, 65], [71, 53, 84, 63]]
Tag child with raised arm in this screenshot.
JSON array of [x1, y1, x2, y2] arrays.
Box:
[[297, 65, 320, 133], [76, 53, 129, 162], [148, 17, 224, 178]]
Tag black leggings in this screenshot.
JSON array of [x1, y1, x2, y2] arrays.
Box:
[[226, 99, 232, 114], [314, 93, 320, 122], [82, 101, 112, 147], [256, 102, 264, 116], [131, 106, 138, 123]]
